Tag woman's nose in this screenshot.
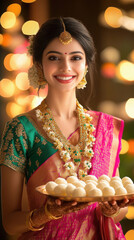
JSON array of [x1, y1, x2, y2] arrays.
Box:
[[60, 59, 71, 72]]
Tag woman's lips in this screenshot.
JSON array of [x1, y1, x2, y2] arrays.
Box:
[[54, 75, 76, 84]]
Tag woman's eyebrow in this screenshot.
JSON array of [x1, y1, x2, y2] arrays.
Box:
[[46, 51, 84, 55]]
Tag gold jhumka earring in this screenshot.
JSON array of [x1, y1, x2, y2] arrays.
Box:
[[77, 68, 88, 89], [59, 18, 72, 45]]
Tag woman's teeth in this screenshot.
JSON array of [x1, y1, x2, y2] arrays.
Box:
[[56, 76, 74, 80]]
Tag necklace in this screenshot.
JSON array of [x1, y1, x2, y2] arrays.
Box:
[[36, 100, 96, 179]]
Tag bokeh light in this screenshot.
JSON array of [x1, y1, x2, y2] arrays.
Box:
[[125, 98, 134, 118], [128, 139, 134, 155], [120, 139, 129, 154], [6, 102, 25, 118], [15, 72, 30, 91], [101, 63, 116, 78], [2, 33, 12, 47], [0, 34, 3, 45], [7, 3, 21, 17], [22, 20, 39, 35], [126, 206, 134, 219], [101, 47, 120, 63], [129, 50, 134, 62], [10, 53, 32, 70], [125, 229, 134, 240], [0, 11, 16, 29], [118, 60, 134, 81], [4, 53, 14, 71], [104, 7, 123, 28], [0, 79, 15, 98], [22, 0, 36, 3]]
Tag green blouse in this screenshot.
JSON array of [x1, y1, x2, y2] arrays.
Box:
[[0, 115, 57, 182]]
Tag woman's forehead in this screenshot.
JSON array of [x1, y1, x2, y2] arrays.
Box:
[[43, 37, 85, 55]]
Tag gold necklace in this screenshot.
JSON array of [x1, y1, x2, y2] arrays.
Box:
[[36, 100, 96, 179]]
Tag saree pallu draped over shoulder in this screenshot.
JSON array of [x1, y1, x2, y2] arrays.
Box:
[[0, 110, 125, 240]]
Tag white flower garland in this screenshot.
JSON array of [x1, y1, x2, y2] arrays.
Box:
[[36, 100, 96, 179]]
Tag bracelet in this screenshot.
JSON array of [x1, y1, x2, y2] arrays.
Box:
[[102, 209, 120, 218], [26, 209, 44, 231], [45, 202, 63, 220]]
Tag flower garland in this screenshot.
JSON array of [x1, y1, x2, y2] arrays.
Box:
[[36, 100, 96, 179]]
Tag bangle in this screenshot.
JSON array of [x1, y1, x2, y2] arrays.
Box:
[[26, 209, 44, 231], [45, 203, 63, 220], [102, 209, 120, 218]]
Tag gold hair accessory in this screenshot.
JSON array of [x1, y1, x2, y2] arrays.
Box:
[[59, 18, 72, 45], [45, 202, 63, 220], [28, 62, 47, 89], [26, 209, 44, 231], [77, 68, 88, 89], [27, 35, 35, 56]]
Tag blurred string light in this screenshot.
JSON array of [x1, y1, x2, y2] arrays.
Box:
[[125, 98, 134, 118], [126, 206, 134, 219], [0, 12, 16, 29], [120, 16, 134, 31], [101, 63, 116, 78], [100, 47, 120, 63], [104, 7, 123, 28], [10, 53, 32, 71], [0, 79, 15, 98], [6, 102, 25, 118], [15, 72, 30, 91], [125, 230, 134, 240], [2, 33, 12, 47], [117, 60, 134, 82], [119, 0, 134, 4], [21, 0, 36, 3], [4, 53, 14, 71], [128, 139, 134, 155], [120, 139, 129, 154], [129, 50, 134, 62], [0, 34, 3, 44], [7, 3, 21, 17], [22, 20, 39, 35]]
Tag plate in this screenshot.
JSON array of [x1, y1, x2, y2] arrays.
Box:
[[36, 185, 134, 202]]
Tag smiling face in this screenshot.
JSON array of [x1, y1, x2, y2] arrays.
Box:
[[42, 37, 87, 92]]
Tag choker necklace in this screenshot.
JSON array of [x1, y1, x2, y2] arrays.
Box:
[[36, 100, 96, 179]]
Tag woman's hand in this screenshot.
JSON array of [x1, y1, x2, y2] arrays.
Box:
[[46, 196, 91, 217]]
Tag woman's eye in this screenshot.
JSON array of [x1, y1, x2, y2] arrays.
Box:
[[71, 56, 82, 61], [48, 56, 59, 61]]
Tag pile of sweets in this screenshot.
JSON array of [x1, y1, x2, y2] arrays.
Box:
[[45, 175, 134, 198]]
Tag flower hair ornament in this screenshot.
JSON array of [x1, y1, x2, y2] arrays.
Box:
[[77, 68, 88, 89]]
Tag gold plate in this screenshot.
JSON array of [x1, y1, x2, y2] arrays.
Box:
[[36, 185, 134, 202]]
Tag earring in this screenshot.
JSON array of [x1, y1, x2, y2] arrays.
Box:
[[28, 62, 47, 90], [77, 68, 88, 89]]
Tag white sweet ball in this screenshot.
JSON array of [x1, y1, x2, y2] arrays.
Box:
[[73, 181, 85, 188], [79, 180, 86, 187], [67, 176, 79, 184], [110, 176, 122, 183], [86, 187, 102, 197], [110, 180, 123, 189], [125, 184, 134, 194], [122, 177, 133, 185], [97, 181, 110, 191], [98, 174, 111, 183], [84, 175, 98, 182], [54, 184, 67, 196], [85, 183, 96, 192], [72, 187, 86, 197], [115, 187, 127, 195], [102, 186, 115, 196], [55, 177, 67, 185], [45, 181, 57, 195], [85, 180, 98, 186], [66, 183, 76, 197]]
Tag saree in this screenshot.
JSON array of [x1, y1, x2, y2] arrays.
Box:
[[0, 109, 126, 240]]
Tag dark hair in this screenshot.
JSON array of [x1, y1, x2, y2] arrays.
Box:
[[32, 17, 96, 107]]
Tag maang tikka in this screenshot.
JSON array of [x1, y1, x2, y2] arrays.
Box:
[[59, 18, 72, 45]]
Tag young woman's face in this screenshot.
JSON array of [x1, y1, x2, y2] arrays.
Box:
[[42, 37, 87, 92]]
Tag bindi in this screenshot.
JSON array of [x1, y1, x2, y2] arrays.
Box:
[[64, 53, 67, 54]]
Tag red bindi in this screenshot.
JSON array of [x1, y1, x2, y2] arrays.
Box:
[[64, 53, 67, 54]]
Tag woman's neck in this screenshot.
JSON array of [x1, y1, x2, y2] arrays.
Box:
[[44, 89, 77, 119]]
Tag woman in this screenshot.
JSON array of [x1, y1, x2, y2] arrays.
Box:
[[0, 17, 133, 240]]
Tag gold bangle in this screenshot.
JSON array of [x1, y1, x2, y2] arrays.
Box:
[[26, 210, 44, 231], [45, 203, 63, 220], [102, 209, 120, 218]]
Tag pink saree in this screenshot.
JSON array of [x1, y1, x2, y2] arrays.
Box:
[[19, 111, 126, 240]]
